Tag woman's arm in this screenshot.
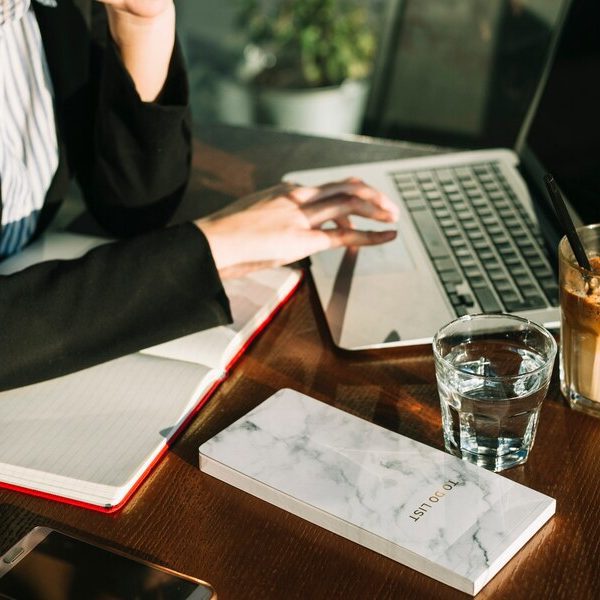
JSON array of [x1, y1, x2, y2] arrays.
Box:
[[97, 0, 175, 101], [0, 178, 397, 391], [0, 224, 231, 392], [81, 0, 191, 237]]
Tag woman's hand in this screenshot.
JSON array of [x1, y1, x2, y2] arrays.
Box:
[[96, 0, 175, 101], [196, 178, 399, 279]]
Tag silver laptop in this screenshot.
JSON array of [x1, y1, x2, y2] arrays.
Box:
[[284, 0, 578, 350]]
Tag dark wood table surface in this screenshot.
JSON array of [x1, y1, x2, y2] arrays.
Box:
[[1, 124, 599, 599]]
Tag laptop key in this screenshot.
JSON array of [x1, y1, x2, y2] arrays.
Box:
[[522, 246, 540, 259], [467, 229, 484, 241], [503, 253, 522, 266], [449, 236, 468, 249], [524, 295, 548, 308], [438, 217, 455, 229], [502, 291, 521, 305], [527, 257, 547, 270], [440, 270, 463, 285], [434, 257, 456, 272], [464, 266, 482, 279], [436, 169, 453, 183], [410, 209, 450, 259], [469, 275, 488, 288], [472, 239, 490, 250], [480, 215, 497, 226], [495, 279, 514, 293], [521, 284, 541, 298], [458, 256, 477, 268], [417, 171, 434, 181], [454, 246, 471, 257], [405, 198, 427, 211], [458, 293, 475, 307], [505, 295, 548, 311], [511, 266, 529, 278], [473, 287, 503, 312], [444, 227, 461, 237], [435, 209, 452, 219], [463, 220, 480, 231]]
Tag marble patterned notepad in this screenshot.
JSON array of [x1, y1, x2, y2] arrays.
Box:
[[199, 389, 555, 595]]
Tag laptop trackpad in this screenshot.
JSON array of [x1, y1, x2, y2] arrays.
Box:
[[315, 230, 416, 276], [310, 234, 452, 349]]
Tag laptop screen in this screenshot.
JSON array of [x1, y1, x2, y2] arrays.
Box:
[[365, 0, 571, 152], [526, 0, 600, 226]]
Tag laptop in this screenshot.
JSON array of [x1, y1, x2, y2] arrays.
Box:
[[284, 0, 580, 350]]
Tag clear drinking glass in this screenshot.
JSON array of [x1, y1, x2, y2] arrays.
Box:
[[559, 224, 600, 416], [433, 314, 557, 472]]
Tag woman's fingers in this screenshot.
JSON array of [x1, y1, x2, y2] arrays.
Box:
[[302, 193, 399, 226], [288, 178, 370, 202], [289, 179, 399, 221], [309, 227, 397, 253], [333, 215, 353, 230]]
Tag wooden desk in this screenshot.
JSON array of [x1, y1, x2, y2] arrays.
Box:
[[1, 125, 599, 599]]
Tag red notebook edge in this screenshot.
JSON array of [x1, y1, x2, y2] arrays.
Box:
[[0, 270, 304, 513], [223, 270, 304, 371]]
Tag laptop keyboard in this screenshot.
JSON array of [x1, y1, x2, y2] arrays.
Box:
[[393, 161, 559, 317]]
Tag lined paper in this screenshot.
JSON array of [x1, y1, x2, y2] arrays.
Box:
[[141, 268, 300, 369], [0, 355, 217, 505]]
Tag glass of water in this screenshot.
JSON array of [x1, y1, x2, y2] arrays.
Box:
[[433, 314, 557, 472]]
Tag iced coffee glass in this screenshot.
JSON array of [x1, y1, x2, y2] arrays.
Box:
[[559, 224, 600, 415]]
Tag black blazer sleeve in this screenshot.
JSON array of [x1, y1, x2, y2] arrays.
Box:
[[82, 5, 193, 235], [0, 224, 232, 391], [0, 5, 232, 391]]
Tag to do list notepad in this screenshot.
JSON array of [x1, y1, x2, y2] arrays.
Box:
[[199, 388, 555, 595]]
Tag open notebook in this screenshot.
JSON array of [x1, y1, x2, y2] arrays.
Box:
[[0, 232, 302, 512]]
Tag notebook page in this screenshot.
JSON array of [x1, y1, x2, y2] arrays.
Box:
[[0, 354, 218, 505], [141, 267, 301, 369]]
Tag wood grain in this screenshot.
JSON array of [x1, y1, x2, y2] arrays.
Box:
[[1, 124, 599, 599]]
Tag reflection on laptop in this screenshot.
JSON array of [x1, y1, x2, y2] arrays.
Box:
[[284, 0, 578, 350]]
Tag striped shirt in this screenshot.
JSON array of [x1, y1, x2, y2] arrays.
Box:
[[0, 0, 58, 257]]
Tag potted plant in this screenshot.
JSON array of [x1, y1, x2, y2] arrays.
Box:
[[217, 0, 377, 135]]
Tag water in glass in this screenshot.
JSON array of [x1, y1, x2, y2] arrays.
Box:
[[437, 339, 551, 471]]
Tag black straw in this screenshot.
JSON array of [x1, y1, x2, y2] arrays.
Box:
[[544, 174, 591, 271]]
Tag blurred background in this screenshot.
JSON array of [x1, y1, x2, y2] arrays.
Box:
[[175, 0, 599, 223]]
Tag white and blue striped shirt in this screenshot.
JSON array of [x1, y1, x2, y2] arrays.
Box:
[[0, 0, 58, 257]]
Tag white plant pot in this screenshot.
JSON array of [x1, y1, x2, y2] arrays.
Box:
[[214, 78, 256, 127], [215, 78, 370, 136]]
